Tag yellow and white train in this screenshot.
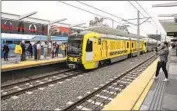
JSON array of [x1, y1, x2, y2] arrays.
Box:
[[67, 26, 158, 70]]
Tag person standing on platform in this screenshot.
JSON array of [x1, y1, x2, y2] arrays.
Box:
[[61, 43, 66, 58], [43, 41, 48, 59], [37, 41, 41, 60], [27, 43, 33, 58], [52, 43, 56, 58], [3, 42, 9, 61], [48, 41, 52, 56], [33, 42, 37, 60], [176, 44, 177, 56], [21, 40, 26, 61], [153, 42, 169, 82], [14, 42, 22, 63], [55, 42, 59, 57]]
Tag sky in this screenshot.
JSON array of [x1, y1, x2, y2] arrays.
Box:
[[1, 1, 177, 38]]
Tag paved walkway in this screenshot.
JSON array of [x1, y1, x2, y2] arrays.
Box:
[[140, 48, 177, 110]]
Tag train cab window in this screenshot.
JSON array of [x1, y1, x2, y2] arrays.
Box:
[[132, 42, 134, 48], [127, 42, 129, 48], [144, 43, 147, 47], [86, 40, 93, 52]]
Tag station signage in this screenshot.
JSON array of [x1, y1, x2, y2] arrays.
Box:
[[167, 32, 177, 37], [1, 18, 48, 35]]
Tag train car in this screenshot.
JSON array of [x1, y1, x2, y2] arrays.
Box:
[[142, 38, 158, 52], [67, 26, 148, 70]]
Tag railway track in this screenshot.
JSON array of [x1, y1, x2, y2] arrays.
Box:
[[62, 54, 157, 111], [1, 69, 85, 100], [1, 52, 154, 100]]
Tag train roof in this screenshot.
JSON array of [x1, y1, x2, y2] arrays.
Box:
[[85, 26, 147, 39]]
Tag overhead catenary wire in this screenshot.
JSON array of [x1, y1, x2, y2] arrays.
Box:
[[135, 1, 162, 33], [77, 1, 136, 25], [128, 1, 163, 35], [58, 1, 138, 32], [128, 1, 147, 18], [58, 1, 124, 26]]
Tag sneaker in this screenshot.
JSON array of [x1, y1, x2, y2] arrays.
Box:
[[163, 78, 169, 82], [153, 76, 158, 79]]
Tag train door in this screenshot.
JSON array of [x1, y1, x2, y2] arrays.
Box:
[[93, 38, 101, 61], [86, 38, 93, 61], [102, 40, 107, 58], [126, 41, 130, 53]]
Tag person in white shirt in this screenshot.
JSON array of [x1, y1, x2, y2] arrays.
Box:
[[43, 41, 48, 59], [37, 41, 41, 60], [48, 41, 52, 56]]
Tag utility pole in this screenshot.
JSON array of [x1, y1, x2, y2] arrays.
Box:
[[48, 24, 51, 42], [137, 10, 140, 56]]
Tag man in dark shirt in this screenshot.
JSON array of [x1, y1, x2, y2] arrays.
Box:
[[153, 42, 169, 82], [27, 43, 33, 58], [33, 42, 37, 60], [3, 42, 9, 61], [21, 41, 26, 61]]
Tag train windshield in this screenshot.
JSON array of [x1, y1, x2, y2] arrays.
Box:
[[67, 35, 83, 56]]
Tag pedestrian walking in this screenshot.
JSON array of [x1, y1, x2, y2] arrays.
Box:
[[43, 41, 48, 59], [14, 42, 22, 63], [27, 43, 33, 58], [37, 41, 41, 60], [3, 42, 9, 61], [33, 42, 37, 60], [21, 40, 26, 61], [153, 42, 169, 82]]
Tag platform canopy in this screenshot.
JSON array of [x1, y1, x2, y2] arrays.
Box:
[[159, 19, 177, 37], [1, 33, 68, 41]]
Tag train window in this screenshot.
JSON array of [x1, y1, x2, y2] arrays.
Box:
[[132, 42, 134, 48], [127, 42, 129, 48], [98, 39, 101, 45], [86, 40, 93, 52]]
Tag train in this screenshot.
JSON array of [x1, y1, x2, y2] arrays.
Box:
[[1, 33, 68, 58], [66, 26, 159, 70]]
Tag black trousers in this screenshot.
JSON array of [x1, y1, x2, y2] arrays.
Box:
[[34, 51, 37, 60], [4, 52, 8, 61], [155, 61, 168, 79], [21, 52, 26, 61]]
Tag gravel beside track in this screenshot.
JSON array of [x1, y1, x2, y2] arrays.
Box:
[[1, 52, 155, 110]]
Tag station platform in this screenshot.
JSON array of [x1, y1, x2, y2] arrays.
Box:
[[103, 48, 177, 110], [1, 56, 66, 72]]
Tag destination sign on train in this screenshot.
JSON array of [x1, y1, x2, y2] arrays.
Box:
[[1, 18, 48, 35]]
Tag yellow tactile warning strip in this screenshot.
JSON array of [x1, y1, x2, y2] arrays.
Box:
[[102, 59, 158, 110], [1, 57, 66, 72]]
